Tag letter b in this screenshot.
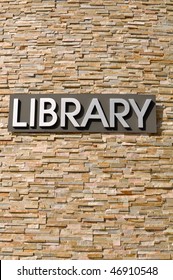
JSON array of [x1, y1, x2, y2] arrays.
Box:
[[39, 98, 57, 127]]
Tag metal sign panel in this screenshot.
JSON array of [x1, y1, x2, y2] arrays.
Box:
[[8, 94, 156, 133]]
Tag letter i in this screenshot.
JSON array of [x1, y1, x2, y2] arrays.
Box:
[[30, 98, 36, 127]]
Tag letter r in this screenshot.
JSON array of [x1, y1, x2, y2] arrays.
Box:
[[110, 98, 130, 128]]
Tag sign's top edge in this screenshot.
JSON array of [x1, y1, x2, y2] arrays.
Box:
[[10, 93, 156, 97]]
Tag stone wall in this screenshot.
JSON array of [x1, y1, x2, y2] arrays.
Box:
[[0, 0, 173, 259]]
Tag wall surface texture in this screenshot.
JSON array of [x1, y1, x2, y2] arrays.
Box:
[[0, 0, 173, 260]]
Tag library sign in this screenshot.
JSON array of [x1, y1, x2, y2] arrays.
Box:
[[8, 94, 156, 133]]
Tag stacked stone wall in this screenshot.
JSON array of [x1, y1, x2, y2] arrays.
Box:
[[0, 0, 173, 259]]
